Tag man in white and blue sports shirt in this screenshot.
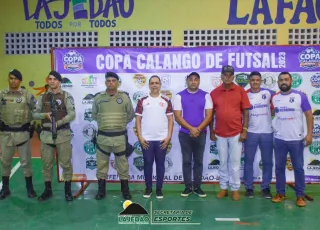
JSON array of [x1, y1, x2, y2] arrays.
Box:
[[271, 72, 313, 207], [243, 71, 275, 199]]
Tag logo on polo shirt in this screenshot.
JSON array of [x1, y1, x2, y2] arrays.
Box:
[[291, 73, 302, 88], [313, 124, 320, 139], [307, 159, 320, 171], [286, 157, 293, 171], [309, 141, 320, 155], [311, 73, 320, 88], [133, 74, 146, 89], [261, 73, 276, 89], [235, 73, 249, 88], [312, 90, 320, 105]]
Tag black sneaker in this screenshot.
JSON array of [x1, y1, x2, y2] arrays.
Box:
[[245, 189, 254, 198], [194, 187, 206, 198], [156, 190, 164, 199], [181, 187, 193, 197], [143, 188, 152, 198], [262, 188, 272, 199]]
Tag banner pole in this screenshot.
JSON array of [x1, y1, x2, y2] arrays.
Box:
[[73, 182, 90, 199]]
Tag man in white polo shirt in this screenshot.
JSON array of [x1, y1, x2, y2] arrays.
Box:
[[135, 75, 174, 199], [271, 72, 313, 207]]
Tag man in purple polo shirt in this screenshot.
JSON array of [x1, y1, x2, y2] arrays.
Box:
[[173, 72, 213, 197]]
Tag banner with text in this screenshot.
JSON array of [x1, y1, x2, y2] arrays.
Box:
[[53, 46, 320, 183]]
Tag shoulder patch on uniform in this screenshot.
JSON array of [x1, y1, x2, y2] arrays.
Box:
[[66, 94, 75, 105]]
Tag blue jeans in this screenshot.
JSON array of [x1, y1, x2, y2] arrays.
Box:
[[142, 141, 167, 190], [178, 132, 206, 189], [243, 132, 273, 190], [274, 138, 305, 197]]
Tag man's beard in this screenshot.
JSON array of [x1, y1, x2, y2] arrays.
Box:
[[280, 84, 291, 92]]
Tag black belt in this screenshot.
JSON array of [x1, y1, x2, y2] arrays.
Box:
[[97, 130, 127, 137], [42, 123, 70, 131], [3, 123, 30, 132]]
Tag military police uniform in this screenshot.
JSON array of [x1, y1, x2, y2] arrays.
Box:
[[0, 69, 37, 199], [92, 72, 134, 200], [32, 71, 75, 202]]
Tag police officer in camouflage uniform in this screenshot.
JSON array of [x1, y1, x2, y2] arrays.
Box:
[[0, 69, 37, 199], [33, 71, 75, 202], [92, 72, 134, 200]]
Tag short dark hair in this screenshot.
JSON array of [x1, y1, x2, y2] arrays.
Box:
[[249, 71, 261, 79], [187, 72, 200, 79], [149, 75, 161, 84], [278, 72, 292, 79]]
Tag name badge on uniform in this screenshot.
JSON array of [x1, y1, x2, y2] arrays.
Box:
[[16, 97, 22, 103], [117, 98, 123, 104]]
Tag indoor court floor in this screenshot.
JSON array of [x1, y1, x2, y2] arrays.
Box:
[[1, 135, 320, 230]]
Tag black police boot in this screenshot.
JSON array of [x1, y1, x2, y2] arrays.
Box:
[[38, 181, 53, 201], [64, 181, 73, 202], [25, 176, 37, 198], [95, 179, 106, 200], [0, 176, 11, 200], [121, 180, 132, 200]]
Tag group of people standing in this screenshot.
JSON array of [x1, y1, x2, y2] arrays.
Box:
[[0, 66, 314, 208]]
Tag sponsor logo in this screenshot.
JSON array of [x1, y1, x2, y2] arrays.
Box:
[[286, 157, 293, 171], [61, 77, 73, 88], [235, 73, 249, 88], [291, 73, 302, 88], [133, 141, 143, 155], [133, 91, 147, 104], [63, 50, 84, 72], [118, 77, 122, 88], [82, 92, 100, 104], [84, 108, 93, 122], [83, 124, 97, 139], [309, 141, 320, 155], [208, 158, 220, 170], [211, 75, 223, 88], [164, 157, 173, 172], [312, 90, 320, 104], [160, 90, 172, 99], [313, 110, 320, 121], [160, 74, 171, 89], [313, 124, 320, 139], [261, 73, 276, 89], [298, 47, 320, 70], [259, 160, 263, 170], [210, 141, 218, 155], [307, 159, 320, 171], [310, 73, 320, 88], [86, 157, 97, 170], [133, 74, 146, 88], [118, 202, 149, 225], [81, 75, 98, 88], [83, 140, 96, 155], [166, 142, 172, 155], [133, 156, 144, 171]]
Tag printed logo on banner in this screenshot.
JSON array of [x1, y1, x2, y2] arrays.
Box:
[[70, 129, 74, 138], [286, 156, 293, 171], [210, 141, 218, 155], [309, 141, 320, 155], [291, 73, 302, 88], [84, 108, 93, 122], [118, 77, 122, 88], [240, 155, 245, 170], [235, 73, 249, 88], [160, 75, 171, 89], [82, 92, 100, 104], [166, 142, 172, 155], [86, 156, 97, 170], [133, 156, 144, 171], [110, 159, 117, 170], [208, 157, 220, 169], [61, 78, 73, 88], [160, 90, 172, 99], [133, 126, 138, 136], [313, 124, 320, 139], [133, 91, 147, 104], [165, 157, 173, 172], [83, 124, 97, 139], [133, 74, 147, 88], [63, 50, 84, 72], [311, 90, 320, 104], [261, 73, 276, 89], [307, 159, 320, 171], [313, 110, 320, 121], [133, 141, 143, 155], [83, 140, 96, 155], [298, 47, 320, 70], [259, 160, 263, 170], [211, 75, 223, 88], [311, 73, 320, 88], [81, 75, 98, 88]]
